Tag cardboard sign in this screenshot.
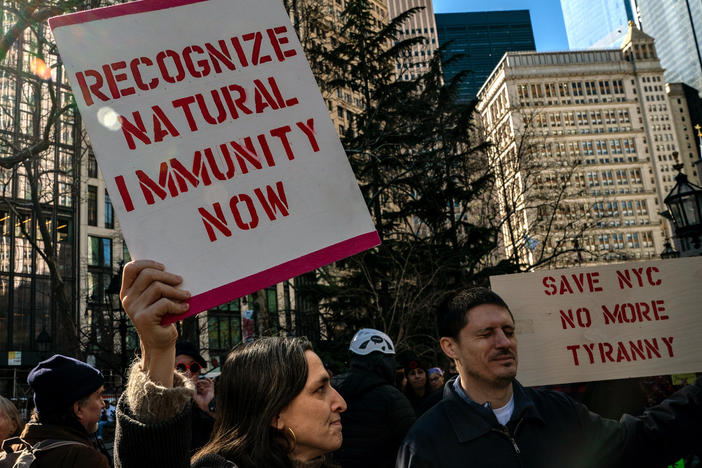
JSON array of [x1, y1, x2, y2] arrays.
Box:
[[490, 258, 702, 386], [49, 0, 380, 323]]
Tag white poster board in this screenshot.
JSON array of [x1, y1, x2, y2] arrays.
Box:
[[490, 258, 702, 386], [50, 0, 379, 323]]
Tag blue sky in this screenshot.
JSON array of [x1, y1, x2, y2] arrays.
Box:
[[432, 0, 570, 52]]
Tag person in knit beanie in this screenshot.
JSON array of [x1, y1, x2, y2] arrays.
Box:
[[17, 354, 111, 468]]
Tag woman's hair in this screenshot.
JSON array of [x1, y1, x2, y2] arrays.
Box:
[[194, 337, 313, 468], [0, 396, 24, 438], [404, 367, 432, 402]]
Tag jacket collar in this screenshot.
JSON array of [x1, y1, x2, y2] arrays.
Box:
[[20, 422, 93, 446], [442, 378, 545, 443]]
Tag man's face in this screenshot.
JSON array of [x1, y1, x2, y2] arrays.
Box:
[[74, 385, 105, 434], [175, 354, 202, 384], [442, 304, 517, 390]]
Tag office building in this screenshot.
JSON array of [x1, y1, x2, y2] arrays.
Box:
[[387, 0, 440, 81], [0, 6, 81, 393], [636, 0, 702, 95], [435, 10, 536, 103], [477, 24, 680, 267], [560, 0, 637, 50]]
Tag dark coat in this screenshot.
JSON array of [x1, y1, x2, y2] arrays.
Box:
[[191, 405, 215, 454], [20, 421, 110, 468], [115, 395, 337, 468], [332, 354, 416, 468], [397, 377, 702, 468]]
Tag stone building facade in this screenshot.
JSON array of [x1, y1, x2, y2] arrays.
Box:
[[477, 24, 680, 268]]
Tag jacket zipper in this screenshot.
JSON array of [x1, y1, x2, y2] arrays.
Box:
[[493, 418, 523, 455]]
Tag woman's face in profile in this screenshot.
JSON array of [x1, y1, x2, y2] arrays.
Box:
[[277, 351, 347, 461]]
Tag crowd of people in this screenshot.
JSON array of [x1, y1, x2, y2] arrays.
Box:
[[0, 259, 701, 467]]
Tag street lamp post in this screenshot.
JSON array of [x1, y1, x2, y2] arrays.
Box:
[[105, 262, 127, 387], [663, 162, 702, 249]]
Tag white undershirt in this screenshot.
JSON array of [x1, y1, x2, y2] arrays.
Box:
[[492, 394, 515, 426]]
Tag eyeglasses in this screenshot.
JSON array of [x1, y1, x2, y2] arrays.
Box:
[[175, 362, 202, 374]]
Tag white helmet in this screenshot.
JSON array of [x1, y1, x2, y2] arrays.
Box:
[[349, 328, 395, 355]]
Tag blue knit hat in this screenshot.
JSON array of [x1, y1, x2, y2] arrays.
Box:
[[27, 354, 104, 415]]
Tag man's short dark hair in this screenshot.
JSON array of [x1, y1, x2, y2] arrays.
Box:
[[436, 287, 513, 339]]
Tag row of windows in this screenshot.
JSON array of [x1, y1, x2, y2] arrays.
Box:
[[625, 43, 656, 62], [534, 138, 638, 159], [0, 212, 73, 276], [647, 104, 668, 113], [532, 109, 631, 128], [585, 169, 644, 187], [517, 79, 626, 101], [591, 200, 649, 217], [644, 94, 667, 102]]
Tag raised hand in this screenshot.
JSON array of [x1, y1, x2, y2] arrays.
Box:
[[120, 260, 191, 387]]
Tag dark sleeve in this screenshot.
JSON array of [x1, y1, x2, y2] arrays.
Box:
[[578, 377, 702, 468], [114, 394, 193, 468], [386, 388, 417, 441]]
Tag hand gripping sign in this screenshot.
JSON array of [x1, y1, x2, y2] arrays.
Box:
[[490, 257, 702, 386], [50, 0, 380, 323]]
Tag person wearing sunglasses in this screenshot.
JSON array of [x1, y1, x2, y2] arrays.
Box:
[[175, 341, 215, 453]]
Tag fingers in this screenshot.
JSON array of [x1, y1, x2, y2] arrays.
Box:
[[139, 281, 191, 311], [121, 262, 190, 318], [120, 260, 163, 301], [120, 259, 191, 354], [123, 263, 184, 305]]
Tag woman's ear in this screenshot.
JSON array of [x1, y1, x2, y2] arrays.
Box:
[[272, 415, 285, 430]]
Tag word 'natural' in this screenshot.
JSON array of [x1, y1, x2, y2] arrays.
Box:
[[119, 75, 298, 150]]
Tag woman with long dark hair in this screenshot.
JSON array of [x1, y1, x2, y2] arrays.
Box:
[[114, 260, 346, 468], [403, 358, 441, 416]]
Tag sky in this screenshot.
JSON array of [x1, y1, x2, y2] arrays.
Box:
[[432, 0, 570, 52]]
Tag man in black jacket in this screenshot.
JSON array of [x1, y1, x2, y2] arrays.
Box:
[[333, 328, 416, 468], [397, 287, 702, 468]]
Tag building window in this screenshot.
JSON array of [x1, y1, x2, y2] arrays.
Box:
[[208, 310, 242, 354], [88, 236, 112, 267], [87, 152, 98, 178], [88, 185, 97, 226], [104, 190, 114, 229]]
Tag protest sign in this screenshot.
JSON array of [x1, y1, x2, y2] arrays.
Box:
[[49, 0, 380, 323], [490, 258, 702, 386]]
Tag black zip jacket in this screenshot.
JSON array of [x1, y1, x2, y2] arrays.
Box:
[[332, 355, 416, 468], [397, 377, 702, 468]]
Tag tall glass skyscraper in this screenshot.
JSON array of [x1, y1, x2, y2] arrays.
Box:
[[560, 0, 636, 50], [636, 0, 702, 95], [435, 10, 536, 103]]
